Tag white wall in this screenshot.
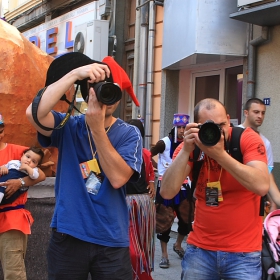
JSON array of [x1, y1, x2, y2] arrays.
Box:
[[255, 25, 280, 163]]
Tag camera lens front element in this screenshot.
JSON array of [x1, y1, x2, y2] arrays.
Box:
[[88, 82, 122, 105], [198, 120, 221, 146], [94, 82, 122, 105]]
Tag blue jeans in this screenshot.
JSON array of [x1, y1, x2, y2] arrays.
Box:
[[47, 230, 132, 280], [181, 244, 261, 280]]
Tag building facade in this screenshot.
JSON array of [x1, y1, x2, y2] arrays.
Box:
[[3, 0, 280, 184]]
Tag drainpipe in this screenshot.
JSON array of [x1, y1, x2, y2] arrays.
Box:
[[108, 0, 117, 58], [145, 1, 155, 149], [132, 2, 141, 119], [137, 0, 149, 136], [247, 24, 269, 99]]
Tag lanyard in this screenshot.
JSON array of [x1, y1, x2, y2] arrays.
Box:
[[206, 156, 223, 182], [85, 119, 113, 159]]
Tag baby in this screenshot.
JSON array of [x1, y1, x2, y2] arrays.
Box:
[[0, 146, 44, 204]]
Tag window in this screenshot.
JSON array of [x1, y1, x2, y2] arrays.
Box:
[[191, 63, 243, 125]]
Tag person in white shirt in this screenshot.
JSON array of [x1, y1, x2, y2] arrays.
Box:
[[239, 97, 279, 211]]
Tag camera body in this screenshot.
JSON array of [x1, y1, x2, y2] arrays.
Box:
[[88, 81, 122, 105], [198, 120, 222, 146]]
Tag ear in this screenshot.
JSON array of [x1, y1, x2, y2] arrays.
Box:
[[244, 110, 249, 117], [226, 114, 231, 125]]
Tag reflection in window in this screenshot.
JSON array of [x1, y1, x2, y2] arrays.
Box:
[[224, 66, 243, 124], [195, 75, 220, 105]]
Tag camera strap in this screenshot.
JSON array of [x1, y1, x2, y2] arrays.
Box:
[[31, 85, 83, 131]]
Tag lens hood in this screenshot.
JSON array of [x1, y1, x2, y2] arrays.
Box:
[[198, 120, 221, 146], [90, 82, 122, 105]]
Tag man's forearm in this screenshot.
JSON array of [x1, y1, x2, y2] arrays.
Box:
[[23, 168, 46, 186], [93, 132, 135, 189], [215, 151, 269, 196]]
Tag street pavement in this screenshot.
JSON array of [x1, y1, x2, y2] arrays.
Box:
[[151, 219, 186, 280]]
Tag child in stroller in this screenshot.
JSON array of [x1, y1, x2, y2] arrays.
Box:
[[263, 209, 280, 280]]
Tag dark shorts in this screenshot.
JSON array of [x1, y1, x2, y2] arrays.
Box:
[[47, 230, 132, 280], [156, 182, 192, 242]]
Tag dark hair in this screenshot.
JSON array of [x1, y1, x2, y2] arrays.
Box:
[[194, 98, 227, 123], [23, 146, 44, 165], [244, 98, 265, 111], [127, 119, 145, 139]]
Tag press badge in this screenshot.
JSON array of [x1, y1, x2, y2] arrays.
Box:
[[80, 158, 101, 179], [86, 171, 102, 195], [87, 158, 101, 174], [205, 187, 219, 207], [207, 181, 223, 202]]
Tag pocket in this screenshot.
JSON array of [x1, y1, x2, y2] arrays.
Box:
[[51, 230, 68, 243], [186, 243, 199, 253], [236, 251, 261, 265]]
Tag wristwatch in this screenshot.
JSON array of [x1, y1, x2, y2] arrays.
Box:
[[19, 178, 29, 192], [19, 178, 25, 187]]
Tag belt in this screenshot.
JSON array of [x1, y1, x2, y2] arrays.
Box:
[[0, 204, 25, 212]]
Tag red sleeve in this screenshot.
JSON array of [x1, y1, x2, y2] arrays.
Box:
[[171, 142, 190, 184], [172, 142, 184, 160], [142, 148, 155, 182]]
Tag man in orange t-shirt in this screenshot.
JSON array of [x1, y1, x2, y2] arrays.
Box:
[[161, 98, 269, 280], [0, 115, 45, 280]]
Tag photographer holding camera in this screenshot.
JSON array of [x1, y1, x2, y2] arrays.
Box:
[[161, 98, 269, 280], [26, 52, 142, 280]]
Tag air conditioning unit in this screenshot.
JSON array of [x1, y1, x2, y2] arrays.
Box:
[[73, 20, 109, 61]]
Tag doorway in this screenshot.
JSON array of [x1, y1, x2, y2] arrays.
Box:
[[191, 65, 243, 125]]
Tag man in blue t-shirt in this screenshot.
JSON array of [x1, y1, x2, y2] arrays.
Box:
[[26, 52, 142, 280]]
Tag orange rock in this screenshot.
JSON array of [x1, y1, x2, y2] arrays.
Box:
[[0, 20, 69, 174]]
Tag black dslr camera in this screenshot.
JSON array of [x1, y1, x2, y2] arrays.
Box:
[[197, 120, 222, 146], [88, 82, 122, 105]]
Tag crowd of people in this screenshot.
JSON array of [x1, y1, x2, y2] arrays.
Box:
[[0, 50, 280, 280]]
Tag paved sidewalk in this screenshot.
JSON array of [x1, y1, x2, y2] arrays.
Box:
[[152, 219, 186, 280]]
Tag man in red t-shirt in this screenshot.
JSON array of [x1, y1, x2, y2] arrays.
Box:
[[161, 98, 269, 280]]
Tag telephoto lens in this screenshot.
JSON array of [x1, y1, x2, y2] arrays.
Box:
[[90, 82, 122, 105], [198, 120, 222, 146]]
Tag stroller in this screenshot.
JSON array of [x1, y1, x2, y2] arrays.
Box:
[[262, 209, 280, 280]]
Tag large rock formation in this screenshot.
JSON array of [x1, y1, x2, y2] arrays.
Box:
[[0, 19, 68, 172]]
